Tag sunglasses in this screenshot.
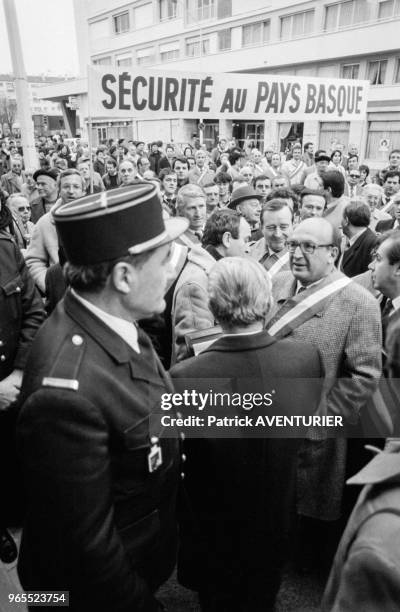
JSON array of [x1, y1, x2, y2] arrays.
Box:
[[349, 174, 360, 179], [18, 206, 31, 211]]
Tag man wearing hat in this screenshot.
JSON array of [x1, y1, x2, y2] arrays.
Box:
[[30, 168, 59, 223], [304, 152, 331, 190], [17, 184, 188, 611], [228, 184, 263, 241]]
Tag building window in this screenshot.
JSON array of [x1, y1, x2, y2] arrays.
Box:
[[6, 82, 14, 91], [113, 11, 130, 34], [159, 0, 178, 20], [368, 59, 388, 85], [186, 0, 215, 24], [186, 36, 210, 56], [366, 121, 400, 157], [218, 28, 231, 50], [341, 63, 360, 79], [325, 1, 371, 30], [116, 56, 132, 67], [92, 56, 112, 66], [217, 0, 232, 19], [378, 0, 400, 19], [319, 121, 350, 152], [394, 58, 400, 82], [242, 20, 270, 47], [280, 10, 314, 39], [136, 49, 154, 65], [160, 49, 180, 62]]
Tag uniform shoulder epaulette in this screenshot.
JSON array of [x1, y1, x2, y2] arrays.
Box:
[[41, 332, 86, 391]]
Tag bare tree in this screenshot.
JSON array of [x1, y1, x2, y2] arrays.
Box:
[[0, 97, 18, 134]]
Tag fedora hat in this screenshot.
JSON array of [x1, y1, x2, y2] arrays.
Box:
[[228, 185, 263, 210]]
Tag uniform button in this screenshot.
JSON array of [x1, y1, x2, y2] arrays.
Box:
[[180, 432, 185, 441], [15, 287, 21, 293], [181, 472, 185, 480], [176, 411, 183, 419], [0, 355, 5, 362], [0, 341, 3, 347], [181, 453, 186, 463], [72, 334, 83, 346], [150, 436, 159, 445]]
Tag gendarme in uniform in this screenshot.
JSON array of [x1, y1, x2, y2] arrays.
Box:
[[17, 184, 188, 611]]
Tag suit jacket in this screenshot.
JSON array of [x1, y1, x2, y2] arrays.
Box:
[[170, 331, 321, 605], [322, 440, 400, 611], [17, 291, 180, 611], [269, 269, 382, 520], [341, 228, 377, 278]]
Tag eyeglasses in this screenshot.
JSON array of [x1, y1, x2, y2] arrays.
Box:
[[18, 206, 31, 211], [349, 174, 360, 179], [286, 240, 334, 254]]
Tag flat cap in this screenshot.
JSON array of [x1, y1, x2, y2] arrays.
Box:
[[33, 168, 59, 182], [54, 182, 188, 265], [315, 153, 331, 163]]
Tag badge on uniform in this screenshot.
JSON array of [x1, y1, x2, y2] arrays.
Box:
[[148, 436, 163, 473]]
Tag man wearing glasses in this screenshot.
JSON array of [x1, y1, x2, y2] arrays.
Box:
[[267, 217, 382, 570], [7, 194, 34, 251]]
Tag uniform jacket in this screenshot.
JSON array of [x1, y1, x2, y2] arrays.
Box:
[[25, 205, 59, 293], [0, 231, 44, 380], [322, 440, 400, 611], [269, 269, 382, 520], [341, 227, 377, 278], [17, 290, 180, 611], [170, 331, 322, 606], [171, 245, 215, 364]]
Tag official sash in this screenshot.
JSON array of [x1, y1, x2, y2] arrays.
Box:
[[268, 276, 352, 338], [268, 251, 290, 278]]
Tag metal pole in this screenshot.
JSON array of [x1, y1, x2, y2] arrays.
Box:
[[86, 66, 94, 194], [3, 0, 38, 169]]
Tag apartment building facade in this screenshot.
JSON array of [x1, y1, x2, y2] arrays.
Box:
[[40, 0, 400, 166], [0, 75, 65, 136]]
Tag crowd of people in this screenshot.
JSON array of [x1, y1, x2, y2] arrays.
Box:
[[1, 131, 400, 611]]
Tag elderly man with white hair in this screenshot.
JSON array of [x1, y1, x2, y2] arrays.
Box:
[[175, 183, 207, 247], [171, 257, 321, 612], [362, 183, 391, 231]]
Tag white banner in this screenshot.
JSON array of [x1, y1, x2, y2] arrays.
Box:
[[88, 66, 369, 121]]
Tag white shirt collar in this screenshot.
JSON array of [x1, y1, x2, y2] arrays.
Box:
[[71, 289, 140, 354], [392, 295, 400, 313], [349, 227, 367, 247]]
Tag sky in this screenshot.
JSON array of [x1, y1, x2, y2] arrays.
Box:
[[0, 0, 79, 76]]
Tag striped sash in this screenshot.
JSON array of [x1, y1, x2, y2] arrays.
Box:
[[268, 276, 352, 338], [268, 251, 290, 278]]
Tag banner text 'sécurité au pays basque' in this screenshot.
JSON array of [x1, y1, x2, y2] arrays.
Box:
[[88, 66, 369, 121]]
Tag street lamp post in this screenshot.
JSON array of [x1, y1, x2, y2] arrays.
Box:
[[3, 0, 38, 168]]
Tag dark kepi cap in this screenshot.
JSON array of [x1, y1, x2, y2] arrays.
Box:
[[228, 185, 263, 210], [33, 168, 59, 182], [54, 183, 188, 265], [315, 153, 331, 163]]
